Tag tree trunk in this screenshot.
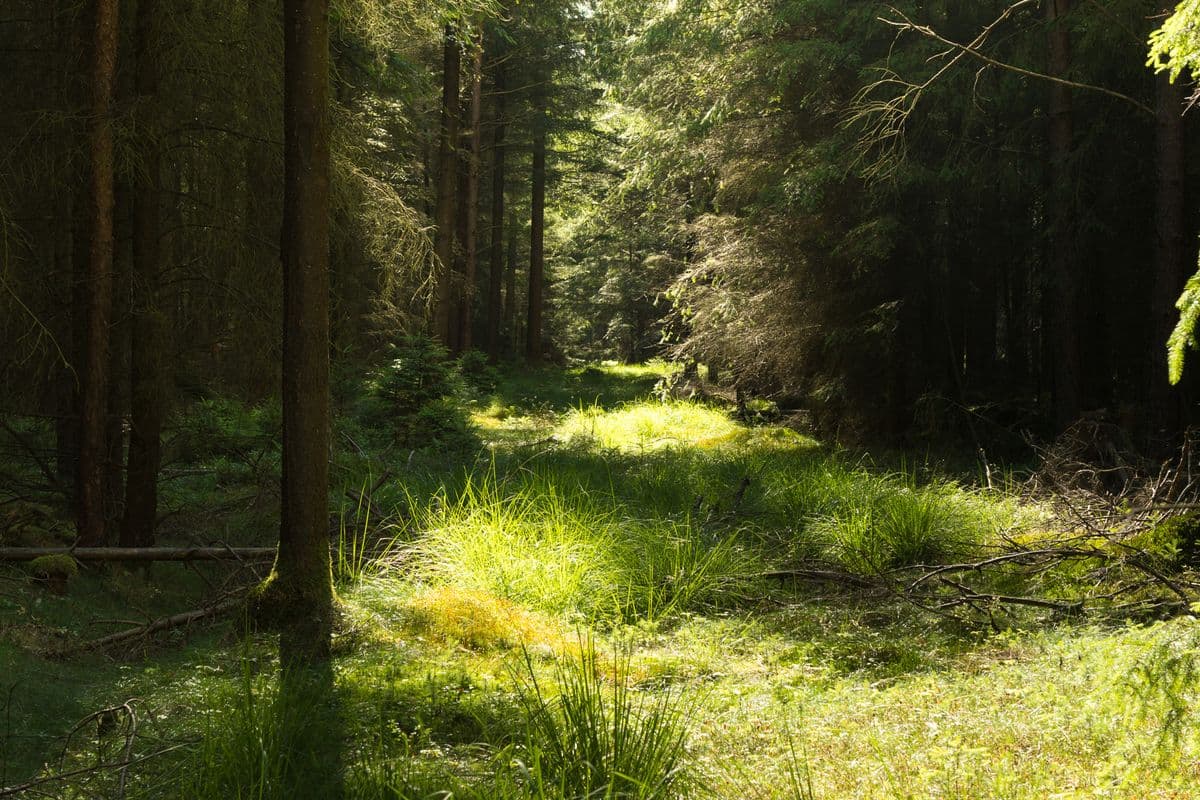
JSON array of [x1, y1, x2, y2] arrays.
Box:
[[458, 32, 484, 354], [278, 0, 333, 667], [505, 208, 518, 351], [526, 90, 547, 363], [486, 52, 506, 363], [121, 0, 167, 548], [432, 27, 461, 348], [78, 0, 120, 547], [53, 0, 83, 498], [1150, 68, 1188, 435], [1045, 0, 1080, 431]]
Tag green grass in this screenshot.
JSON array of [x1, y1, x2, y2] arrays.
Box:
[[4, 362, 1200, 799]]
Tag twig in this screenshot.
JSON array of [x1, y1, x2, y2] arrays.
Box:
[[0, 742, 191, 797]]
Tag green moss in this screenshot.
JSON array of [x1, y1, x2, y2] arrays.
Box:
[[28, 554, 78, 578]]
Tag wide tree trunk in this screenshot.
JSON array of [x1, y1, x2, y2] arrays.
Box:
[[278, 0, 333, 667], [1045, 0, 1080, 431], [1150, 68, 1188, 435], [486, 54, 506, 363], [432, 27, 461, 348], [78, 0, 120, 546], [526, 92, 546, 363], [458, 33, 484, 353], [121, 0, 167, 548]]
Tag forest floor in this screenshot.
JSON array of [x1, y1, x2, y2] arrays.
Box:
[[2, 362, 1200, 798]]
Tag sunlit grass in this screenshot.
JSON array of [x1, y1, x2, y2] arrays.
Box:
[[557, 399, 741, 451], [693, 619, 1200, 798], [394, 472, 761, 624], [17, 362, 1200, 799], [399, 586, 562, 651]]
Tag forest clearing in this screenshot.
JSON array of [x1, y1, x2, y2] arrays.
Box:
[[8, 0, 1200, 797], [3, 362, 1200, 798]]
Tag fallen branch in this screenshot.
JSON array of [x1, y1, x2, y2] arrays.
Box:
[[0, 742, 191, 797], [49, 597, 244, 658], [0, 546, 277, 562]]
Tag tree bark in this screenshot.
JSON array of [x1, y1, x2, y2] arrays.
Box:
[[1045, 0, 1080, 431], [458, 32, 484, 354], [278, 0, 333, 667], [486, 54, 506, 364], [1150, 67, 1188, 435], [78, 0, 120, 547], [121, 0, 167, 548], [526, 88, 547, 363], [505, 208, 518, 350], [432, 27, 461, 348]]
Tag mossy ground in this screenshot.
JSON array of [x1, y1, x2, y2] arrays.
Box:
[[2, 362, 1198, 798]]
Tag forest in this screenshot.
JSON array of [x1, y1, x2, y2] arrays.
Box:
[[7, 0, 1200, 796]]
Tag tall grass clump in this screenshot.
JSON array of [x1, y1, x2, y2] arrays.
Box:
[[409, 476, 621, 618], [334, 479, 407, 588], [405, 472, 759, 623], [173, 668, 343, 800], [517, 643, 693, 799], [808, 478, 1005, 572]]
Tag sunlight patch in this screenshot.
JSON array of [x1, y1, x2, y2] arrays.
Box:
[[401, 586, 560, 651], [558, 400, 741, 451]]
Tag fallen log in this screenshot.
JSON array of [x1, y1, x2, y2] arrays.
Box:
[[0, 546, 277, 562]]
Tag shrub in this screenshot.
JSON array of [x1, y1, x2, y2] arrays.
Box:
[[458, 349, 500, 392], [373, 334, 463, 418], [369, 335, 477, 449]]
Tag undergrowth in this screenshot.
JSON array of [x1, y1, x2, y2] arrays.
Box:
[[8, 362, 1200, 799]]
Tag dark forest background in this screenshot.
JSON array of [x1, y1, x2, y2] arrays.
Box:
[[2, 0, 1199, 536]]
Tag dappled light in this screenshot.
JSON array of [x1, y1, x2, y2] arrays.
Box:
[[6, 1, 1200, 797]]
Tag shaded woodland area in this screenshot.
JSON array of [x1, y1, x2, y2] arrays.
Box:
[[7, 0, 1200, 798]]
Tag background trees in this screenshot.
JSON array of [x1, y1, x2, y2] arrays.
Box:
[[556, 0, 1200, 446], [1, 0, 1198, 550]]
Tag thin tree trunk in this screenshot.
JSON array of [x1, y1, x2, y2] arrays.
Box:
[[78, 0, 120, 547], [121, 0, 166, 548], [1150, 68, 1187, 435], [432, 27, 461, 348], [278, 0, 333, 666], [526, 89, 546, 363], [1045, 0, 1080, 431], [486, 54, 506, 363], [53, 0, 82, 496], [458, 32, 484, 354], [505, 208, 517, 350]]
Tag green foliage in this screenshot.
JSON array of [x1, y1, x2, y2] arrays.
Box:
[[458, 349, 500, 392], [369, 334, 477, 449], [1148, 0, 1200, 82], [170, 668, 343, 800], [171, 397, 280, 463], [373, 334, 463, 416], [1167, 266, 1200, 384]]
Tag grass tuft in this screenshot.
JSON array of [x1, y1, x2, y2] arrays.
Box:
[[516, 641, 693, 799]]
